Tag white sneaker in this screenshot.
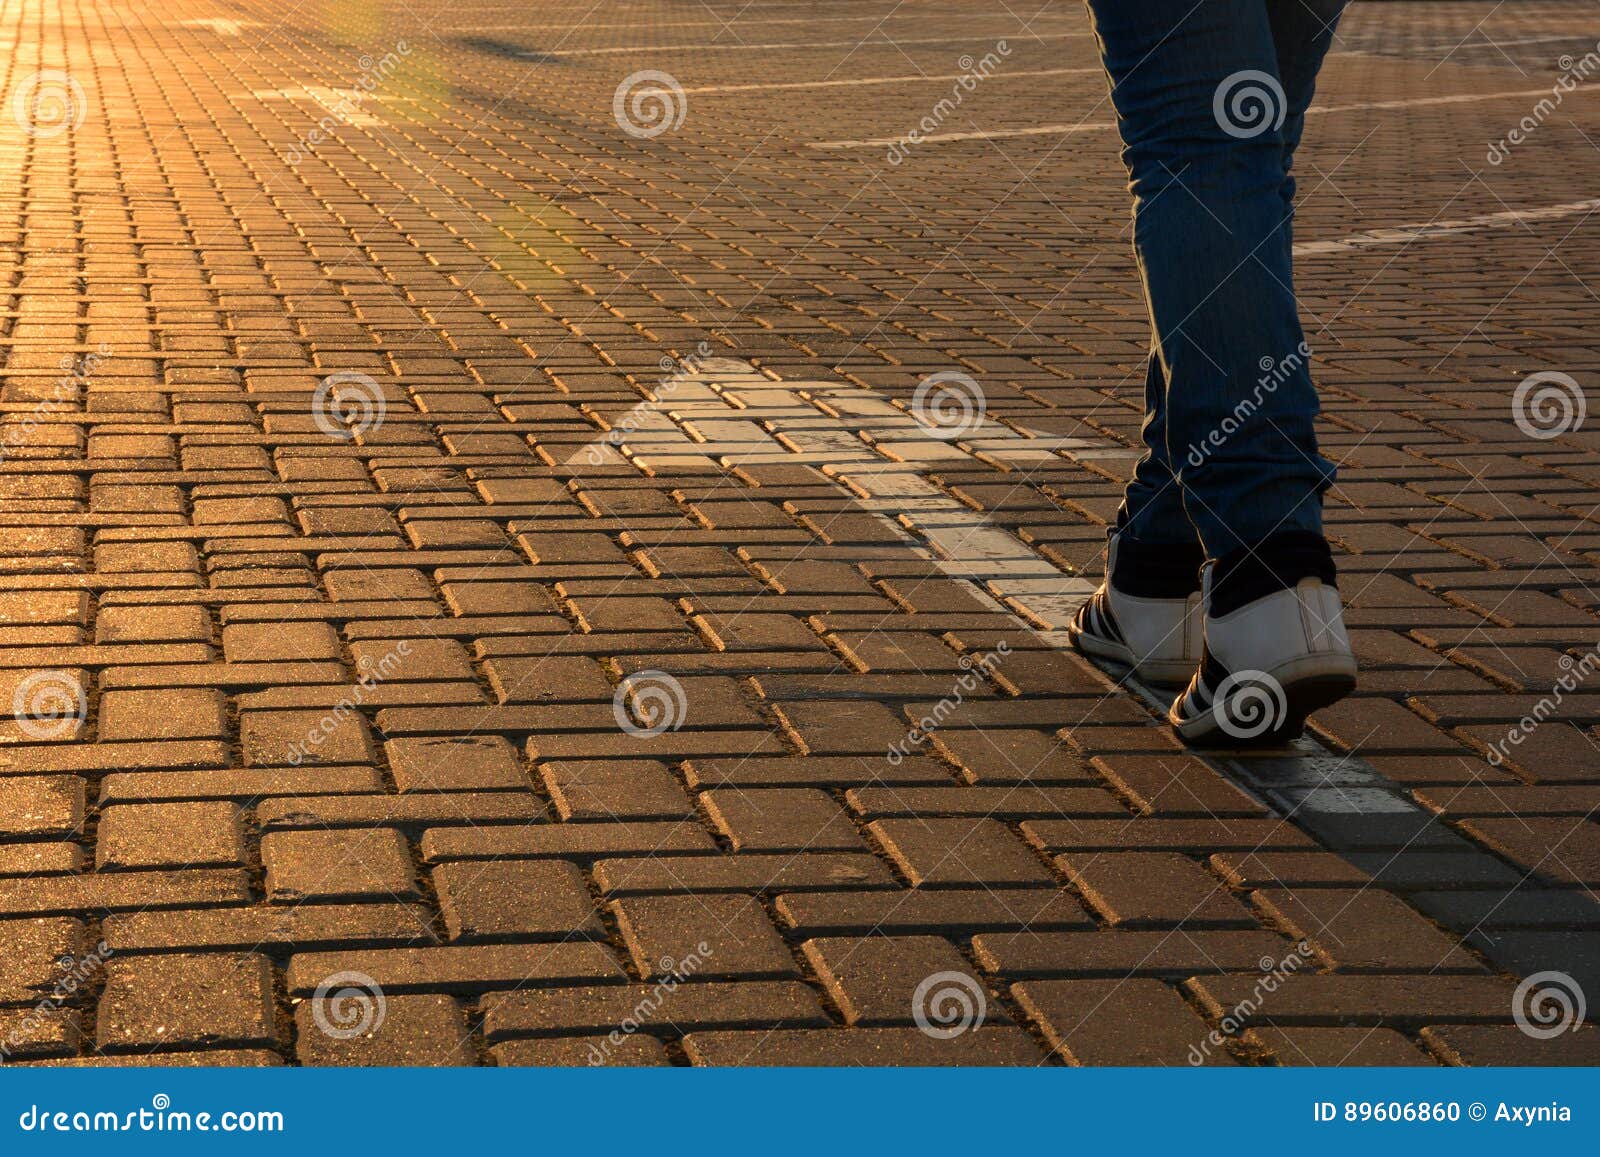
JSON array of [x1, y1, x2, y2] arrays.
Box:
[[1066, 537, 1202, 687], [1169, 572, 1357, 746]]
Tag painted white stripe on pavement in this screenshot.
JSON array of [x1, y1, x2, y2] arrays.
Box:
[[807, 86, 1581, 148], [1293, 197, 1600, 256], [523, 30, 1088, 57], [679, 66, 1102, 95], [579, 354, 1487, 832]]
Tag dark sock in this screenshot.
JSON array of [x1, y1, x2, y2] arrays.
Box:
[[1209, 531, 1336, 617], [1109, 532, 1204, 600]]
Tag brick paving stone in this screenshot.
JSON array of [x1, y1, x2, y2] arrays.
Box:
[[0, 918, 86, 1003], [0, 1008, 83, 1059], [869, 818, 1055, 888], [423, 821, 715, 863], [703, 788, 867, 852], [541, 760, 694, 820], [490, 1035, 671, 1067], [1244, 1027, 1436, 1066], [103, 905, 435, 953], [295, 994, 475, 1066], [613, 894, 798, 981], [803, 936, 1002, 1027], [97, 802, 245, 869], [0, 777, 85, 838], [481, 981, 830, 1040], [386, 736, 531, 791], [1057, 852, 1259, 929], [434, 861, 604, 942], [286, 944, 625, 996], [98, 954, 279, 1052], [262, 829, 419, 902], [776, 887, 1098, 940], [1420, 1025, 1600, 1066], [1013, 979, 1235, 1066], [685, 1027, 1044, 1066], [1250, 889, 1486, 973], [595, 854, 898, 897], [1185, 975, 1522, 1027], [97, 689, 228, 741], [973, 930, 1298, 978]]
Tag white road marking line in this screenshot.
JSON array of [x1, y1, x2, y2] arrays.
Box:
[[808, 86, 1582, 148], [471, 10, 1082, 34], [1294, 197, 1600, 256], [522, 30, 1088, 58], [180, 18, 258, 36], [679, 65, 1102, 95], [580, 356, 1477, 834]]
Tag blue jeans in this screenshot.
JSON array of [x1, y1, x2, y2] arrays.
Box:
[[1085, 0, 1345, 559]]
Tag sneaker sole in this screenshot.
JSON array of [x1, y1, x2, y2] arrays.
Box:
[[1066, 624, 1195, 688], [1172, 662, 1357, 749]]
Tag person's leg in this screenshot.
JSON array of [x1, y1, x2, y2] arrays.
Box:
[[1083, 0, 1333, 560], [1115, 351, 1195, 549], [1084, 0, 1355, 740], [1270, 0, 1349, 236]]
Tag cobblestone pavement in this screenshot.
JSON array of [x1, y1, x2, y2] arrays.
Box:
[[0, 0, 1598, 1067]]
